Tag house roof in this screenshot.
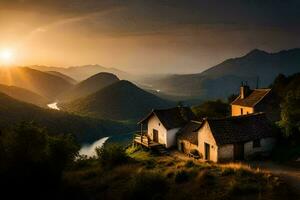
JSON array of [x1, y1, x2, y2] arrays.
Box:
[[231, 89, 271, 107], [138, 107, 196, 130], [204, 113, 275, 145], [177, 120, 203, 145]]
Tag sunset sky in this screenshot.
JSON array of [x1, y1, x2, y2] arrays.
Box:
[[1, 0, 300, 74]]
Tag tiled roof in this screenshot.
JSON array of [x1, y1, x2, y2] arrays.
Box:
[[231, 89, 271, 107], [205, 113, 275, 145], [177, 120, 202, 145], [138, 107, 196, 130]]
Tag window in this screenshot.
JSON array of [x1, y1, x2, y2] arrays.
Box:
[[240, 108, 244, 115], [253, 139, 261, 148]]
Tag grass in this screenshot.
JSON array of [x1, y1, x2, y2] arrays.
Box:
[[63, 149, 296, 200]]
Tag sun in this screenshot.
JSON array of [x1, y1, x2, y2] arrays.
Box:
[[0, 49, 14, 65]]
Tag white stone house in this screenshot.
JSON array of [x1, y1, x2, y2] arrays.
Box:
[[136, 107, 195, 148], [177, 113, 276, 162]]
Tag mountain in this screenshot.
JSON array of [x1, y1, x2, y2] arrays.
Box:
[[0, 92, 132, 143], [29, 64, 134, 81], [60, 72, 120, 101], [150, 48, 300, 100], [46, 71, 77, 85], [0, 67, 73, 100], [0, 84, 49, 107], [61, 80, 174, 120]]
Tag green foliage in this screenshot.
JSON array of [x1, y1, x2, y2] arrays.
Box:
[[0, 122, 79, 197], [126, 172, 168, 200], [96, 143, 128, 168], [192, 99, 229, 118], [278, 91, 300, 137]]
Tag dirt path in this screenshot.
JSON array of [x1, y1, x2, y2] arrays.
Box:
[[248, 161, 300, 197]]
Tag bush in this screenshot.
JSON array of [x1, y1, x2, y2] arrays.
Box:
[[175, 170, 190, 183], [96, 143, 128, 168], [184, 160, 196, 168], [126, 172, 168, 200]]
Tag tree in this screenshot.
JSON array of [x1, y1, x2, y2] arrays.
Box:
[[96, 143, 128, 168], [192, 100, 229, 118], [0, 122, 79, 197], [278, 91, 300, 138]]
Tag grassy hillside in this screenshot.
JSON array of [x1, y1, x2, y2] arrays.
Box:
[[150, 48, 300, 100], [0, 84, 49, 107], [63, 147, 295, 200], [0, 67, 73, 99], [0, 92, 133, 143], [61, 80, 174, 121], [60, 72, 119, 101]]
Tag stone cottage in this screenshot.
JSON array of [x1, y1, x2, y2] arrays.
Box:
[[178, 113, 276, 162], [136, 107, 195, 148], [231, 83, 280, 121]]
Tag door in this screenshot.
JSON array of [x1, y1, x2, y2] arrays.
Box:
[[180, 142, 185, 152], [234, 143, 244, 160], [204, 143, 210, 160], [153, 129, 159, 143]]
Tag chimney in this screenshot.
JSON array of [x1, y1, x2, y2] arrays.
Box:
[[240, 82, 251, 99]]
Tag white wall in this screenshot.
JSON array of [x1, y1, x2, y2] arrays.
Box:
[[244, 137, 276, 158], [147, 115, 179, 148], [198, 122, 218, 162], [166, 128, 180, 148]]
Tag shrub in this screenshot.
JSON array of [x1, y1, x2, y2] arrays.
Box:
[[125, 145, 140, 155], [96, 143, 128, 168], [175, 170, 190, 183], [126, 172, 168, 200], [184, 160, 196, 168]]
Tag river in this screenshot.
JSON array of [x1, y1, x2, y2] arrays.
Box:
[[79, 137, 110, 157], [47, 102, 60, 110]]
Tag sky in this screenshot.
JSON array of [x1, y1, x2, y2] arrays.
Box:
[[0, 0, 300, 74]]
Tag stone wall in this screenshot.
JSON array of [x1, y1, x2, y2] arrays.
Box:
[[177, 139, 199, 155], [218, 144, 234, 162], [244, 137, 276, 158], [198, 122, 218, 162]]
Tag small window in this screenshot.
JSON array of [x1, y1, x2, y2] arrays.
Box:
[[253, 139, 261, 148], [241, 108, 244, 115], [158, 123, 161, 126]]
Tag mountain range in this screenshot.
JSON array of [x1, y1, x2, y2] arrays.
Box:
[[0, 84, 49, 107], [149, 48, 300, 99], [0, 67, 74, 100], [60, 72, 120, 101], [61, 80, 174, 121], [29, 64, 134, 81], [0, 92, 132, 143]]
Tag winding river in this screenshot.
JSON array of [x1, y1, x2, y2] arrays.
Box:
[[47, 102, 60, 110]]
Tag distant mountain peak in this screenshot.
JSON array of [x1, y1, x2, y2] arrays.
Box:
[[244, 49, 269, 58]]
